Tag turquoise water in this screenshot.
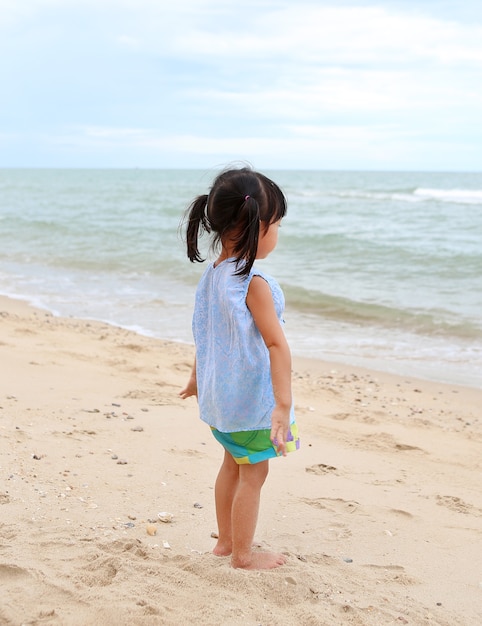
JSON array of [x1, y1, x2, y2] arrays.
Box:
[[1, 168, 481, 388]]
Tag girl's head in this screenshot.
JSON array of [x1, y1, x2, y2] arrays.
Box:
[[184, 166, 287, 276]]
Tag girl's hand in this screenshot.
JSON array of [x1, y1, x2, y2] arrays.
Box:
[[270, 406, 290, 457], [180, 360, 197, 399], [179, 378, 197, 399]]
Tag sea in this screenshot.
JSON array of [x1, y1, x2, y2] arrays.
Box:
[[1, 168, 481, 389]]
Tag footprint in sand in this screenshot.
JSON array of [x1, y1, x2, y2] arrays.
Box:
[[305, 464, 338, 475], [0, 562, 87, 620], [436, 495, 482, 516], [362, 564, 418, 586], [299, 496, 360, 514], [120, 343, 146, 352], [329, 413, 350, 421], [77, 556, 119, 587], [0, 564, 28, 580], [355, 432, 424, 454]]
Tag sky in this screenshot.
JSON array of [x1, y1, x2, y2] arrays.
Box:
[[1, 0, 481, 171]]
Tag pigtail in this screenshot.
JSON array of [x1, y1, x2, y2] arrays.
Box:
[[233, 195, 260, 276], [185, 194, 210, 263]]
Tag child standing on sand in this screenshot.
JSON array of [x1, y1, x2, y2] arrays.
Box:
[[179, 166, 299, 570]]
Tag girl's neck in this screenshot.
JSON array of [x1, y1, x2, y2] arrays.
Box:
[[214, 242, 236, 267], [214, 253, 232, 267]]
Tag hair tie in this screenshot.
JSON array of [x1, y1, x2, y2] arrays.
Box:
[[245, 195, 250, 201]]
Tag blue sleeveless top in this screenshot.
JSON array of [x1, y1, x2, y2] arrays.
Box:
[[192, 258, 295, 433]]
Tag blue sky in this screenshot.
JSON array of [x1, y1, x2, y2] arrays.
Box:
[[1, 0, 481, 170]]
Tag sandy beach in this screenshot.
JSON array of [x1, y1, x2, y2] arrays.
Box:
[[0, 294, 481, 625]]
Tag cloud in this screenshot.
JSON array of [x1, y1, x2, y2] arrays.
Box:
[[117, 34, 141, 49], [108, 3, 482, 68], [1, 0, 481, 169], [7, 1, 478, 67], [36, 121, 476, 171]]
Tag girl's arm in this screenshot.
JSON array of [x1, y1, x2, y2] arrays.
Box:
[[246, 276, 292, 456], [179, 356, 197, 399]]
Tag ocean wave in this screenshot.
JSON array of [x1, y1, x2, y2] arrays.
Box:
[[331, 188, 482, 205], [283, 285, 482, 341], [334, 190, 420, 202], [413, 188, 482, 204]]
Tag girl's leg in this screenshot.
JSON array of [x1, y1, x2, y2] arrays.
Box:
[[231, 460, 287, 570], [213, 449, 239, 556]]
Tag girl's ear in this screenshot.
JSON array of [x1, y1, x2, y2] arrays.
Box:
[[260, 220, 270, 234]]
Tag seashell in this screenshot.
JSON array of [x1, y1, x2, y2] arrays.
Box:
[[162, 540, 171, 549], [146, 524, 157, 536], [157, 512, 174, 523]]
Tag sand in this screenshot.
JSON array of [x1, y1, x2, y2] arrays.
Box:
[[0, 295, 481, 625]]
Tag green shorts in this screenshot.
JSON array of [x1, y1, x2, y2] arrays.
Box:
[[211, 423, 300, 465]]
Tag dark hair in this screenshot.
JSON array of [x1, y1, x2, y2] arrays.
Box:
[[183, 166, 287, 276]]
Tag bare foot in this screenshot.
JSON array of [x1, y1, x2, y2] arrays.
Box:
[[213, 541, 232, 557], [212, 539, 263, 557], [231, 551, 287, 570]]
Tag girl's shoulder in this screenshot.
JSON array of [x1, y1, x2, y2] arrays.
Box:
[[249, 266, 285, 315], [249, 266, 279, 288]]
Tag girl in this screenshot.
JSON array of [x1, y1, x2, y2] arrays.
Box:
[[179, 166, 299, 570]]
